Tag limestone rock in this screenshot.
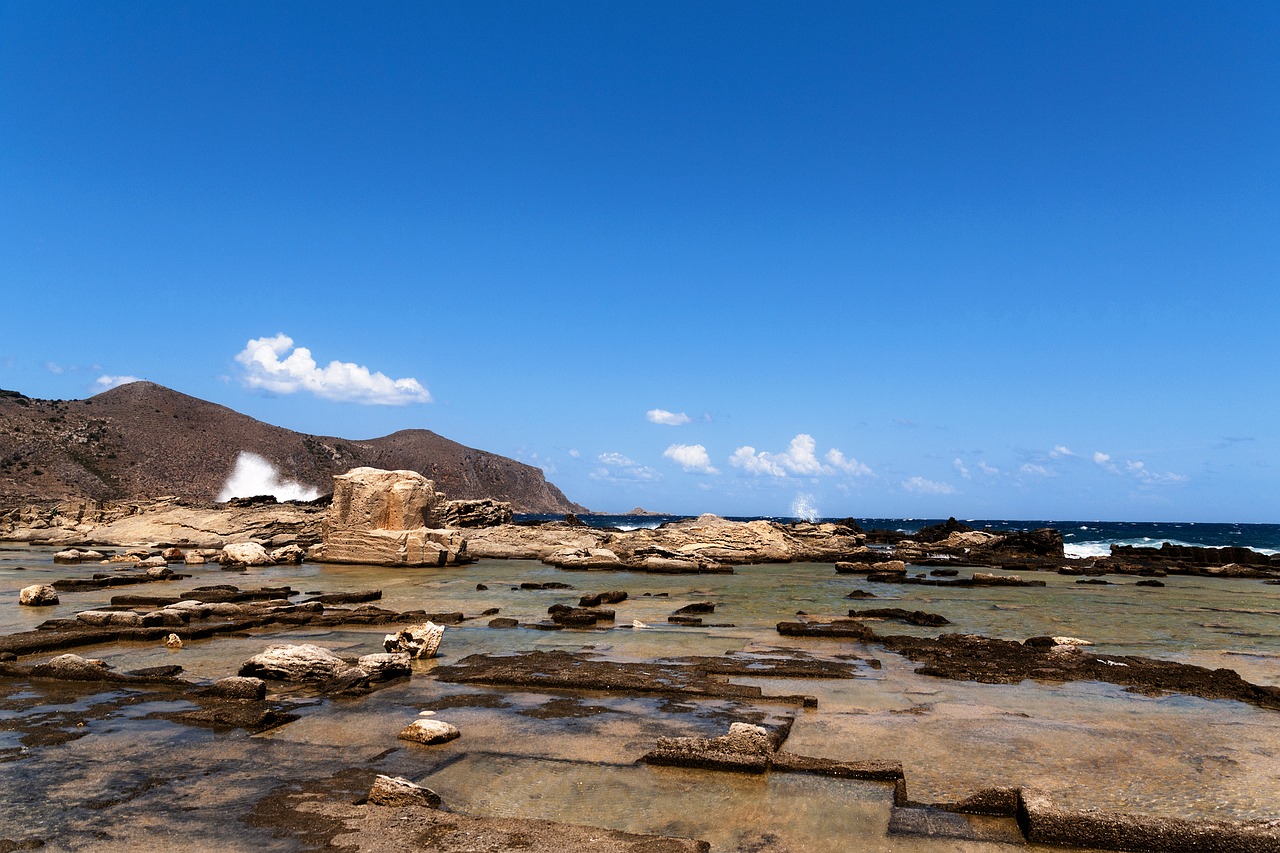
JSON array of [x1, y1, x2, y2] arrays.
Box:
[[30, 653, 114, 680], [239, 643, 349, 681], [327, 467, 444, 531], [270, 544, 305, 564], [219, 542, 273, 566], [183, 553, 207, 565], [202, 676, 266, 700], [368, 774, 442, 808], [77, 609, 142, 627], [164, 633, 183, 649], [398, 718, 460, 745], [441, 498, 513, 528], [138, 556, 168, 569], [383, 622, 444, 659], [19, 584, 59, 606], [357, 652, 413, 679]]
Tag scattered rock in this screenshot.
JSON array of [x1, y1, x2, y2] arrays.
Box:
[[383, 622, 444, 659], [239, 643, 350, 682], [164, 633, 183, 649], [398, 718, 460, 745], [19, 584, 59, 606], [488, 617, 519, 628], [220, 542, 273, 566], [367, 774, 443, 808]]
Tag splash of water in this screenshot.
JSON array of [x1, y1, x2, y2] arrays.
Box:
[[790, 493, 819, 522], [217, 451, 320, 502]]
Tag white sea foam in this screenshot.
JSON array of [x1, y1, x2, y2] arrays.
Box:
[[1065, 537, 1280, 559], [217, 451, 320, 502]]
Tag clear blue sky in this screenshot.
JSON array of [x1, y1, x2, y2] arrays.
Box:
[[3, 1, 1278, 521]]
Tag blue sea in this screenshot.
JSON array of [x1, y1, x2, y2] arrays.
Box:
[[515, 515, 1280, 559]]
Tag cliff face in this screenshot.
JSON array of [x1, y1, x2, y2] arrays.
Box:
[[0, 382, 584, 513]]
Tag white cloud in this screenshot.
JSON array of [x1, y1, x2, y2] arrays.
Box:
[[45, 362, 66, 375], [234, 333, 431, 406], [1094, 451, 1186, 485], [663, 443, 719, 474], [1049, 445, 1075, 459], [568, 449, 581, 458], [902, 476, 957, 495], [953, 458, 970, 478], [729, 445, 787, 476], [93, 374, 141, 392], [1020, 463, 1052, 477], [591, 452, 658, 482], [217, 451, 320, 502], [730, 434, 871, 479], [826, 448, 872, 476], [646, 408, 691, 426], [978, 461, 1001, 476]]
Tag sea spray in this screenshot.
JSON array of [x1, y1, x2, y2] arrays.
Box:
[[790, 493, 819, 523], [217, 451, 320, 502]]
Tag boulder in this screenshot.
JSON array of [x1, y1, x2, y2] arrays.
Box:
[[398, 718, 461, 745], [543, 547, 627, 570], [357, 652, 413, 680], [19, 584, 59, 606], [77, 609, 142, 627], [145, 566, 174, 579], [219, 542, 273, 566], [239, 643, 350, 681], [368, 774, 442, 808], [138, 556, 168, 569], [383, 622, 444, 659], [30, 653, 115, 680], [270, 544, 305, 564], [184, 553, 207, 566]]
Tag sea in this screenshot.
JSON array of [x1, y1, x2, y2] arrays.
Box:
[[517, 514, 1280, 558]]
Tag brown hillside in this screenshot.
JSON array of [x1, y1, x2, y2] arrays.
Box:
[[0, 382, 584, 513]]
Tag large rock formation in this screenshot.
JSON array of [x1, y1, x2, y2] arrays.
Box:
[[465, 514, 869, 569], [306, 468, 469, 566]]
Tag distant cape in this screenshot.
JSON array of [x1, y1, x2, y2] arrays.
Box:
[[0, 381, 585, 514]]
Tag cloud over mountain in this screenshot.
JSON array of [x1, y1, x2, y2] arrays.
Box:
[[234, 334, 431, 406]]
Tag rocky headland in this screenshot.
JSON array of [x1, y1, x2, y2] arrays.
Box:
[[0, 381, 582, 512]]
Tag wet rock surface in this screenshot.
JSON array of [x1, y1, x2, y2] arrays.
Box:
[[433, 648, 862, 706], [875, 632, 1280, 711]]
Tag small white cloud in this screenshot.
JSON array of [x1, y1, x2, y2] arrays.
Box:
[[953, 458, 970, 478], [591, 452, 658, 482], [45, 362, 66, 375], [1049, 445, 1075, 459], [217, 451, 320, 502], [1020, 463, 1052, 477], [978, 461, 1000, 476], [663, 443, 719, 474], [647, 408, 692, 426], [902, 476, 957, 495], [93, 374, 141, 392], [234, 333, 430, 406], [568, 449, 581, 459], [826, 448, 872, 476]]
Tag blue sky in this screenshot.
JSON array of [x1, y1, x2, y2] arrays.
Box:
[[3, 1, 1278, 521]]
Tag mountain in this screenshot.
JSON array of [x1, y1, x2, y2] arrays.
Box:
[[0, 382, 585, 513]]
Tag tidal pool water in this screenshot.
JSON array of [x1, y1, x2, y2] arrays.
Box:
[[2, 543, 1278, 851]]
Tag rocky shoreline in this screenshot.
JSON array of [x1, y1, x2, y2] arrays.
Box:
[[4, 468, 1280, 851]]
